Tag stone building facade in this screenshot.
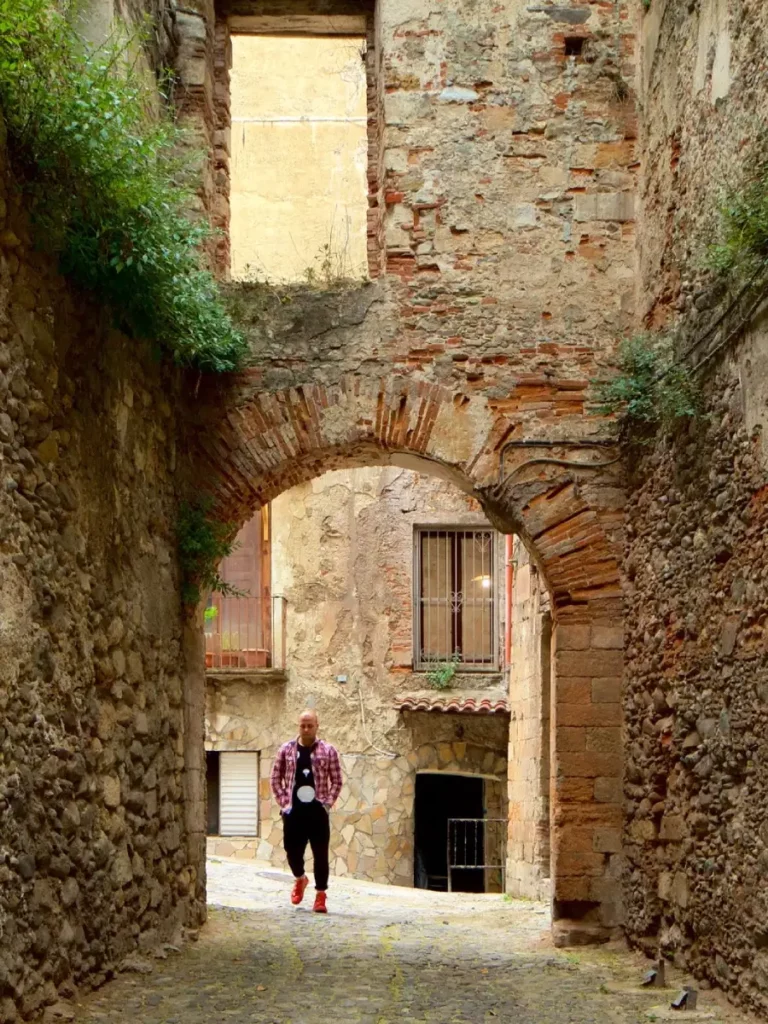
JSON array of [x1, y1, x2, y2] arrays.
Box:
[[0, 129, 205, 1024], [190, 0, 634, 945], [205, 467, 509, 889], [6, 0, 768, 1017], [622, 1, 768, 1015]]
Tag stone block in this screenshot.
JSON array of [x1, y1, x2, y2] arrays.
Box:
[[557, 702, 622, 727], [591, 677, 622, 703], [590, 625, 623, 649], [594, 776, 622, 803], [557, 726, 586, 752], [573, 192, 635, 222], [556, 624, 590, 650], [556, 648, 623, 677], [659, 814, 686, 842], [558, 751, 621, 778], [671, 870, 689, 908], [556, 777, 594, 802], [592, 827, 622, 853], [586, 727, 621, 753], [559, 678, 592, 704]]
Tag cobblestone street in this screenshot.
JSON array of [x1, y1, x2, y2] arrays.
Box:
[[67, 858, 756, 1024]]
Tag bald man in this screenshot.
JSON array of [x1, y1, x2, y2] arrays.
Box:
[[270, 710, 342, 913]]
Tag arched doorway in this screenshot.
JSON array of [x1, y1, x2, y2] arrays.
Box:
[[187, 375, 625, 944]]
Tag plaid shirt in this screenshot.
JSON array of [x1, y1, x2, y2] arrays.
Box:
[[270, 738, 343, 812]]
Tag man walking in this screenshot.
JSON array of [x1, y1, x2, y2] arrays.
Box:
[[270, 709, 342, 913]]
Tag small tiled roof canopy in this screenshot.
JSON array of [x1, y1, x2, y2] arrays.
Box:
[[395, 696, 509, 715]]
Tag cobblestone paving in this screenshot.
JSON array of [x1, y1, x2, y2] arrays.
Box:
[[70, 859, 756, 1024]]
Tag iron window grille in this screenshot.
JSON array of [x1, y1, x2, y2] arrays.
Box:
[[413, 527, 499, 672]]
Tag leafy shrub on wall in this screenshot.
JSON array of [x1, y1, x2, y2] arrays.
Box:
[[0, 0, 246, 372]]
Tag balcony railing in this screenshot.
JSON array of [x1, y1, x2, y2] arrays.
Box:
[[205, 594, 287, 672]]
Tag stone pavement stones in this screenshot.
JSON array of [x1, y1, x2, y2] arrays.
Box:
[[67, 859, 757, 1024]]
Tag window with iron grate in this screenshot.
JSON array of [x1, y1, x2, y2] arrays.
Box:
[[414, 527, 498, 671]]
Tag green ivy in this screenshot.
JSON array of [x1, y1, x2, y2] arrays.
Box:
[[593, 333, 698, 441], [177, 498, 240, 607], [0, 0, 246, 372]]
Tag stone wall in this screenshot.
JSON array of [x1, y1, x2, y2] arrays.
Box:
[[190, 0, 634, 937], [506, 539, 552, 902], [205, 465, 509, 887], [0, 130, 202, 1021], [624, 0, 768, 1012]]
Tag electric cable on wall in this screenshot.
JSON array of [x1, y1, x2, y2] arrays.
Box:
[[357, 676, 398, 759]]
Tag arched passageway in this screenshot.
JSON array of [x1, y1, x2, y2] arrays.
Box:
[[188, 373, 625, 943]]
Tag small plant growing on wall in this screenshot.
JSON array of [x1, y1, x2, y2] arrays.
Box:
[[707, 143, 768, 281], [177, 498, 242, 607], [0, 0, 246, 372], [592, 333, 699, 443], [425, 651, 462, 691]]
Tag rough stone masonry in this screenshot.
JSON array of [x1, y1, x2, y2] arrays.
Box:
[[623, 0, 768, 1016], [3, 0, 768, 1020], [0, 121, 205, 1023]]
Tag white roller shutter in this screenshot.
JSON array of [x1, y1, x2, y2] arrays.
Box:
[[219, 752, 259, 836]]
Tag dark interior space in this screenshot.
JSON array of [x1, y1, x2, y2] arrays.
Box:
[[414, 773, 484, 892], [206, 751, 220, 835]]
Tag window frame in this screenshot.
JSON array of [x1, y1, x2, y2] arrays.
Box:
[[412, 525, 499, 673]]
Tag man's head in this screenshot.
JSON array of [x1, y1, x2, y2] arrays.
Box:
[[298, 709, 319, 745]]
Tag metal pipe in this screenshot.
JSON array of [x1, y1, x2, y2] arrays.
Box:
[[497, 438, 617, 486], [504, 534, 513, 669]]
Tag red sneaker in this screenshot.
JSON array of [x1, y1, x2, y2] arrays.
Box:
[[313, 891, 327, 914], [290, 876, 309, 905]]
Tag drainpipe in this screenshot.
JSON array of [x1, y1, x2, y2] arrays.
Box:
[[505, 534, 513, 669]]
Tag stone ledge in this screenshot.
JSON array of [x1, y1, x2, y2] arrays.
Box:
[[206, 668, 288, 686]]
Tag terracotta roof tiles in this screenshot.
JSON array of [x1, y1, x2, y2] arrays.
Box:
[[395, 695, 509, 715]]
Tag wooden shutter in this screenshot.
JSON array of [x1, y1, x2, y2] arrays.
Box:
[[219, 752, 259, 836]]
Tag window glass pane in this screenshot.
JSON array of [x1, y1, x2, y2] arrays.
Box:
[[420, 532, 452, 659], [460, 531, 493, 662], [417, 528, 496, 668]]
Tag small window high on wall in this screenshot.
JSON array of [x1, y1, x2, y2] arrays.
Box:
[[414, 528, 498, 671], [229, 31, 369, 283]]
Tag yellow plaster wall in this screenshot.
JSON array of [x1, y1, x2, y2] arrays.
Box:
[[230, 35, 369, 283]]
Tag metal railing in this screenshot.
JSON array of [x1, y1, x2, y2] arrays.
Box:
[[447, 817, 507, 893], [414, 527, 499, 671], [205, 594, 287, 671]]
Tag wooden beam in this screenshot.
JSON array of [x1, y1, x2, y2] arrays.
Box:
[[228, 14, 367, 35]]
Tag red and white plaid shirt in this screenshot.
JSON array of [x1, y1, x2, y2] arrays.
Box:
[[270, 738, 343, 812]]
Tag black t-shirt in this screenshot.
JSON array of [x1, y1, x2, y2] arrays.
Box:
[[292, 742, 317, 810]]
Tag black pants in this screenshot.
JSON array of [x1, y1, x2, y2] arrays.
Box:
[[282, 802, 330, 891]]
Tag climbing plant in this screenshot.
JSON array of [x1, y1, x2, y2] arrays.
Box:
[[0, 0, 246, 372], [593, 333, 699, 441], [177, 498, 241, 606]]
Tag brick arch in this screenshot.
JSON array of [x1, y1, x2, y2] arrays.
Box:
[[191, 371, 625, 942], [193, 374, 622, 607]]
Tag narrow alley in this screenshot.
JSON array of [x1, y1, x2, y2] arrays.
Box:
[[68, 858, 756, 1024]]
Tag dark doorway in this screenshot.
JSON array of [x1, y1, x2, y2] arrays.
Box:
[[414, 773, 484, 892], [206, 751, 220, 835]]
